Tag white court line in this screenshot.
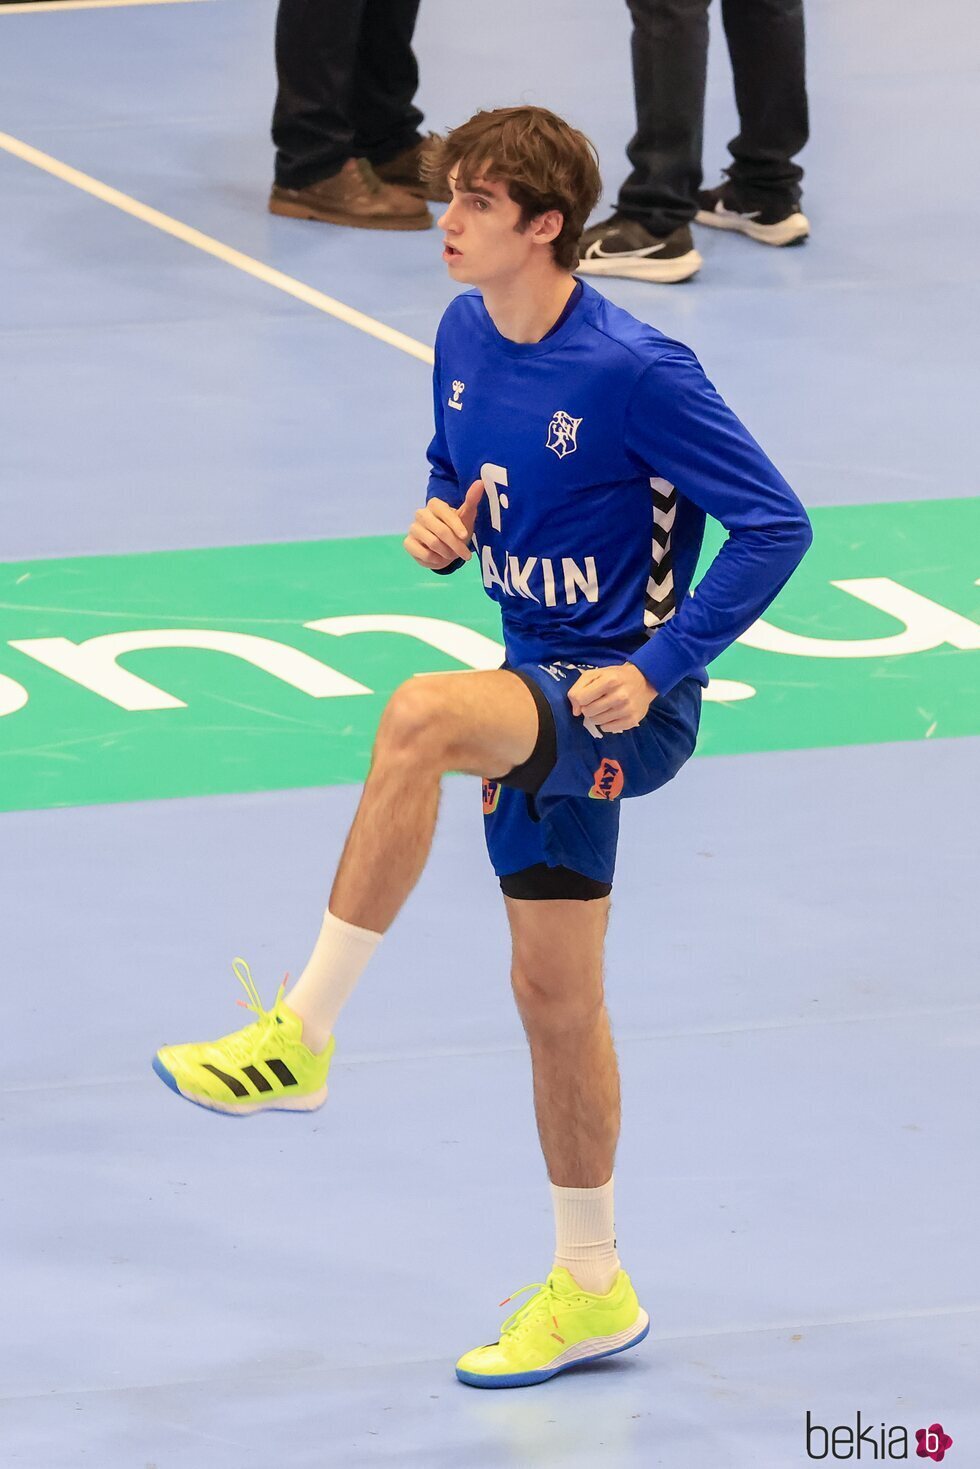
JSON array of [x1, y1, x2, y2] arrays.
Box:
[[0, 131, 435, 365], [1, 0, 207, 15], [1, 0, 207, 13]]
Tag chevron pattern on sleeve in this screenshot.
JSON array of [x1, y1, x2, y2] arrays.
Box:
[[643, 477, 677, 629]]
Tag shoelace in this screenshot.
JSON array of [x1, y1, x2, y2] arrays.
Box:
[[211, 958, 288, 1064], [498, 1280, 567, 1345]]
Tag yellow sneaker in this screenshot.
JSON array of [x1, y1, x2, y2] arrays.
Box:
[[455, 1267, 649, 1388], [153, 959, 334, 1116]]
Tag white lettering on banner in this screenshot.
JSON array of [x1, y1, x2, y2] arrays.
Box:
[[708, 680, 756, 702], [3, 580, 975, 715], [315, 616, 756, 701], [740, 578, 980, 658], [8, 630, 372, 710], [306, 615, 505, 670], [0, 673, 29, 718]]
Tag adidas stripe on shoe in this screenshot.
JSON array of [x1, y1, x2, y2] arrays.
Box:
[[153, 959, 334, 1115]]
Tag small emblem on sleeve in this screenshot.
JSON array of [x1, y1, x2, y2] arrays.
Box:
[[546, 410, 582, 457], [482, 779, 501, 814], [448, 380, 465, 410], [588, 758, 624, 801]]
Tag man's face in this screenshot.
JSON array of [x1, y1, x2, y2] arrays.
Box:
[[438, 166, 553, 287]]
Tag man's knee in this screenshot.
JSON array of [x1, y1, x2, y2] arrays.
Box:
[[511, 961, 604, 1032], [375, 678, 460, 764]]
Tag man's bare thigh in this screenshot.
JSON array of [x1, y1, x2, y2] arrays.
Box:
[[405, 667, 540, 778], [504, 892, 611, 997]]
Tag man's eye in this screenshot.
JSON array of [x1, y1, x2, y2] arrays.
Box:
[[473, 198, 489, 211]]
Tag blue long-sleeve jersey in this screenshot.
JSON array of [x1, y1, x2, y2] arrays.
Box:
[[425, 281, 812, 696]]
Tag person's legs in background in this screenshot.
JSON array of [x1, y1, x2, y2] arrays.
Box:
[[272, 0, 362, 191], [696, 0, 810, 244], [578, 0, 708, 283], [619, 0, 710, 237], [350, 0, 450, 201], [349, 0, 424, 168], [269, 0, 431, 228]]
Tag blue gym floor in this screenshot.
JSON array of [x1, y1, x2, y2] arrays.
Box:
[[1, 1, 977, 1464]]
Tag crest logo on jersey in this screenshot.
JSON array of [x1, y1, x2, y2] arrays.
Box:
[[482, 778, 501, 815], [448, 380, 465, 411], [588, 758, 624, 801], [546, 410, 582, 458]]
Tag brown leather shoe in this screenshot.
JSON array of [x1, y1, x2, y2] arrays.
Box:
[[373, 137, 451, 203], [268, 157, 432, 230]]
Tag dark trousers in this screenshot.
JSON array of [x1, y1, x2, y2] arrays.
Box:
[[618, 0, 809, 233], [273, 0, 424, 188]]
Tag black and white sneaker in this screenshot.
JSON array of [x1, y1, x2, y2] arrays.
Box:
[[695, 183, 809, 246], [577, 216, 702, 283]]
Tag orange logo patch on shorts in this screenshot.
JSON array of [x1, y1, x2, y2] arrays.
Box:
[[588, 758, 624, 801], [482, 779, 501, 815]]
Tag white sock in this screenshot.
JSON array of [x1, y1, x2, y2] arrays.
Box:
[[551, 1176, 621, 1295], [284, 909, 382, 1053]]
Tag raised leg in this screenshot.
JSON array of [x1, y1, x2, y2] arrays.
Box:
[[328, 671, 539, 932]]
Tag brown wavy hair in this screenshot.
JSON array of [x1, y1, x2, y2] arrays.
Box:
[[422, 106, 601, 271]]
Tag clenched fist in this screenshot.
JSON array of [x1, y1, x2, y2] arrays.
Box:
[[404, 479, 486, 570], [568, 663, 658, 734]]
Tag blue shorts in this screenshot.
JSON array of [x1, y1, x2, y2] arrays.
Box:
[[482, 660, 702, 898]]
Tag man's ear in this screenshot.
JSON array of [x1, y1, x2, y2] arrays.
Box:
[[531, 208, 564, 246]]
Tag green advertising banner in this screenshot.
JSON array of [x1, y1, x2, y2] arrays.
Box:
[[0, 498, 977, 813]]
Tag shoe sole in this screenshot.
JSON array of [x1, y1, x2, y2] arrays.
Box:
[[152, 1054, 328, 1115], [455, 1309, 650, 1389], [268, 197, 431, 231], [576, 251, 701, 284], [695, 209, 809, 246]]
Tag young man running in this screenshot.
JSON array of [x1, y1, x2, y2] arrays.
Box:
[[154, 106, 812, 1389]]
